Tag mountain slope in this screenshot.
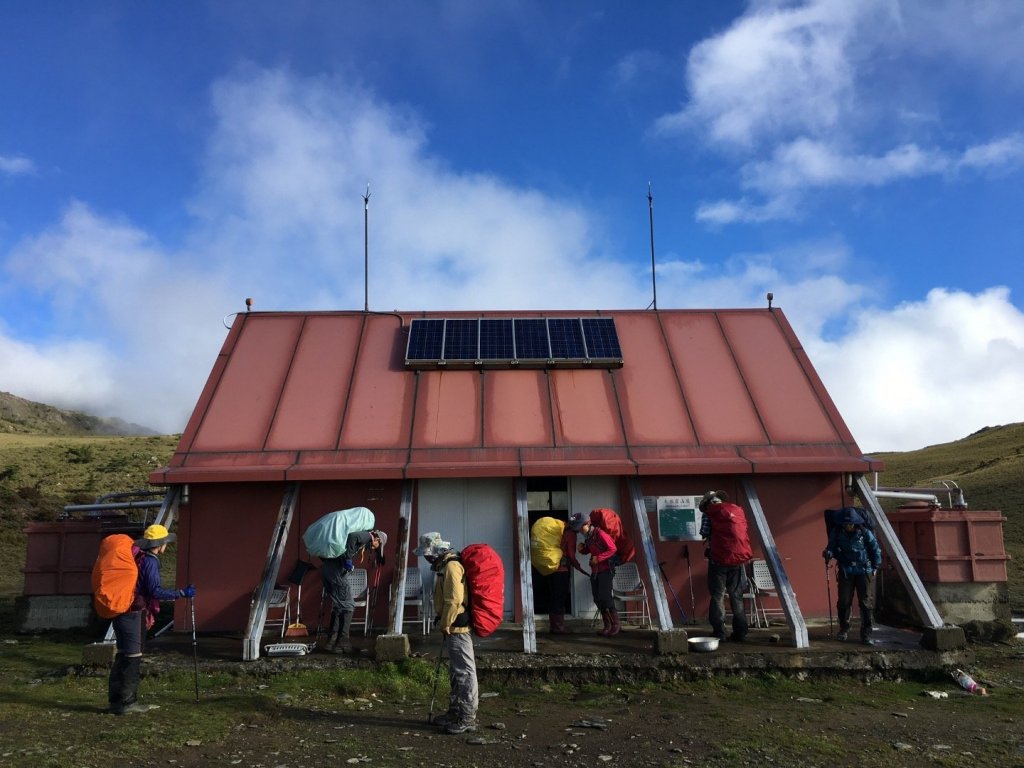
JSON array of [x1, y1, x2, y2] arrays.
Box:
[[0, 391, 158, 437], [873, 422, 1023, 611]]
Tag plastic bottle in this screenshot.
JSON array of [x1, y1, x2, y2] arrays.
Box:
[[953, 669, 988, 695]]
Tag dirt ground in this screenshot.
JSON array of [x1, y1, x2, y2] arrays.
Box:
[[114, 640, 1023, 768]]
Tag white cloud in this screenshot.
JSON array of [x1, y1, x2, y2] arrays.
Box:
[[0, 154, 35, 176], [958, 133, 1024, 171], [657, 0, 895, 148], [808, 287, 1024, 452]]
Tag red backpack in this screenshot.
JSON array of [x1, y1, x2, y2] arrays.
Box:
[[706, 502, 753, 566], [458, 544, 505, 637], [589, 508, 636, 564], [91, 534, 139, 619]]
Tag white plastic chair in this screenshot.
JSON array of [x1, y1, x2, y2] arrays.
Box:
[[391, 568, 432, 635], [750, 559, 785, 626], [612, 562, 652, 628], [348, 568, 371, 636]]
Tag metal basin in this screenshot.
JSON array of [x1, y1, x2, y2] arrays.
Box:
[[688, 636, 720, 652]]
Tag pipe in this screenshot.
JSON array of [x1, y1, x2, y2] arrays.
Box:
[[870, 490, 939, 504]]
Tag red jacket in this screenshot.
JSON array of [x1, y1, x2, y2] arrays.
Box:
[[579, 526, 617, 574]]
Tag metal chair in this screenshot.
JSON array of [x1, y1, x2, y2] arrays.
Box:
[[750, 559, 785, 626], [611, 562, 652, 628], [348, 568, 371, 636], [391, 567, 432, 635], [741, 563, 762, 627]]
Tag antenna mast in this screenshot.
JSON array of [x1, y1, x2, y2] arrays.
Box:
[[648, 182, 658, 310], [362, 183, 371, 312]]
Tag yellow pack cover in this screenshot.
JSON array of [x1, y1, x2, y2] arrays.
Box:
[[530, 517, 565, 576]]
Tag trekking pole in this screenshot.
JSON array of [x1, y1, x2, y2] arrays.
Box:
[[824, 559, 834, 640], [427, 636, 446, 724], [189, 596, 199, 702], [658, 561, 687, 625], [683, 545, 697, 625]]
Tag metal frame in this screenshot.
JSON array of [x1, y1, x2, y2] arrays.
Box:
[[516, 478, 537, 653], [628, 478, 674, 631]]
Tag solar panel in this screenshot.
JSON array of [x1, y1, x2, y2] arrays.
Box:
[[548, 318, 586, 359], [582, 317, 622, 359], [479, 318, 514, 359], [406, 319, 444, 361], [514, 319, 550, 359], [406, 316, 622, 368], [443, 319, 479, 360]]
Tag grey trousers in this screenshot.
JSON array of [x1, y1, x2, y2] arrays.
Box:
[[446, 632, 478, 723]]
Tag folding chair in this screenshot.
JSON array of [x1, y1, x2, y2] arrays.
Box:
[[611, 562, 652, 628], [750, 559, 786, 626], [258, 585, 290, 637], [348, 568, 371, 636], [390, 568, 432, 635], [741, 562, 762, 628]]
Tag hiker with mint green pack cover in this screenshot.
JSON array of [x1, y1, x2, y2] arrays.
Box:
[[305, 507, 387, 654]]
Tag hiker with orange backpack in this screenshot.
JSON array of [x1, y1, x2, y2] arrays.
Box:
[[698, 491, 753, 643], [568, 511, 620, 636], [415, 531, 478, 735], [97, 524, 195, 715]]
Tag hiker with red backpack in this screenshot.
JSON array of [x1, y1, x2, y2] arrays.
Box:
[[568, 511, 620, 636], [698, 491, 753, 643], [97, 524, 195, 715], [415, 531, 478, 735]]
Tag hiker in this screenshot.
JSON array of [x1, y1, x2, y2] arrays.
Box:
[[415, 531, 478, 735], [568, 511, 619, 636], [107, 524, 195, 715], [824, 508, 882, 644], [699, 490, 753, 642], [549, 521, 586, 634], [320, 529, 388, 653]]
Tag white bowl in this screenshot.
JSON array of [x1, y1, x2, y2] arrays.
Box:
[[688, 636, 720, 652]]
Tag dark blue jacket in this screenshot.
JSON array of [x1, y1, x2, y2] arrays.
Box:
[[827, 526, 882, 578]]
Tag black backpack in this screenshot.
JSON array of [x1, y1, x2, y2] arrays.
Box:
[[824, 506, 874, 536]]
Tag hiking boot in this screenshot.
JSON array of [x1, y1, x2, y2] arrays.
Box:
[[728, 633, 747, 642], [432, 711, 460, 728], [110, 702, 154, 715], [860, 636, 874, 646], [835, 630, 848, 641], [444, 720, 478, 735]]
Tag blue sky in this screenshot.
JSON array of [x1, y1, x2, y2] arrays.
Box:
[[1, 0, 1022, 452]]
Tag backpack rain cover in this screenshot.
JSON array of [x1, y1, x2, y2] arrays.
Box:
[[91, 533, 139, 619], [459, 543, 505, 637]]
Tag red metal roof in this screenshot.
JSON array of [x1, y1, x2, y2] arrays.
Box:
[[150, 308, 882, 484]]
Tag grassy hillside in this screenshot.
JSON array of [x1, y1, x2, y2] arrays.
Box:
[[0, 390, 157, 436], [871, 422, 1024, 611], [0, 433, 179, 593]]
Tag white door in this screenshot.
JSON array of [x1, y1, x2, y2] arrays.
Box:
[[416, 478, 515, 618], [567, 476, 621, 618]]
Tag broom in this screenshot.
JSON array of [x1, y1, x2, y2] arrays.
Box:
[[285, 580, 309, 637]]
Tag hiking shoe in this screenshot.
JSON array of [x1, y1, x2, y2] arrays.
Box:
[[431, 711, 458, 727], [110, 703, 154, 715], [835, 630, 848, 641], [444, 720, 478, 735], [728, 633, 747, 642], [861, 637, 874, 646]]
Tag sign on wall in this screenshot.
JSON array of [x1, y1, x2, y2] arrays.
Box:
[[645, 495, 704, 541]]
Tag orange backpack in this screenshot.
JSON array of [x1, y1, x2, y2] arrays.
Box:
[[92, 534, 139, 619]]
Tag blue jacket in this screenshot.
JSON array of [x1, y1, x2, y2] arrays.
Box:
[[827, 526, 882, 578]]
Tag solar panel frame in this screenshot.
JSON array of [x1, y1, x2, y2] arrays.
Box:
[[548, 318, 587, 359], [581, 317, 623, 360], [442, 318, 479, 361], [513, 318, 551, 360], [479, 318, 515, 360], [406, 318, 445, 362]]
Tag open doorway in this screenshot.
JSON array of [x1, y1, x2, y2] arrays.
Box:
[[526, 477, 569, 616]]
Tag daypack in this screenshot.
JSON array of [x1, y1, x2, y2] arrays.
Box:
[[705, 502, 753, 566], [303, 507, 375, 559], [91, 534, 139, 619], [458, 543, 505, 637], [824, 506, 874, 535], [589, 507, 636, 564], [530, 517, 565, 576]]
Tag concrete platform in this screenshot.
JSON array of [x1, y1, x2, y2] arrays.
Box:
[[132, 617, 969, 684]]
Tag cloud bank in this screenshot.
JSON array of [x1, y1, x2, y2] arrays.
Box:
[[2, 66, 1022, 451]]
